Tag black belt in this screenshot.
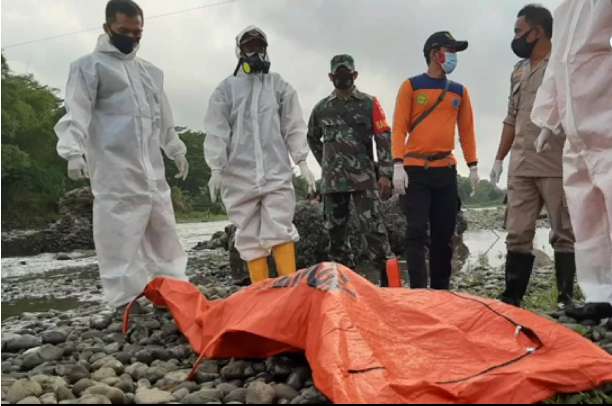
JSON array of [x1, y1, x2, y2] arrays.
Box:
[[404, 151, 452, 168]]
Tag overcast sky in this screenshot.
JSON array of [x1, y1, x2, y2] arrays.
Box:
[[1, 0, 563, 183]]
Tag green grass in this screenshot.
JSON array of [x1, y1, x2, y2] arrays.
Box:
[[545, 390, 612, 404], [175, 211, 228, 223], [523, 287, 558, 313]]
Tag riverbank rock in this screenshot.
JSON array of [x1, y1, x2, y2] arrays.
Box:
[[1, 187, 94, 257]]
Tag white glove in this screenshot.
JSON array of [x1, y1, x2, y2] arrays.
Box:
[[469, 166, 480, 195], [298, 161, 316, 194], [534, 128, 553, 153], [489, 160, 503, 185], [174, 155, 189, 181], [392, 163, 409, 195], [67, 157, 89, 181], [208, 170, 222, 203]]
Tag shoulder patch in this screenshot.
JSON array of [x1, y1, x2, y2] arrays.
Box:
[[448, 81, 464, 97], [372, 97, 390, 134]]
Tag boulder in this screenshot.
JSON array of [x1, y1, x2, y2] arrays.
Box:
[[1, 187, 94, 257]]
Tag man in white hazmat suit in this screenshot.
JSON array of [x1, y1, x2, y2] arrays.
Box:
[[55, 0, 189, 308], [204, 26, 316, 284], [531, 0, 612, 322]]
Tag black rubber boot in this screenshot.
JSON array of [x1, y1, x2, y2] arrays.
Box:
[[554, 252, 576, 309], [407, 263, 428, 289], [500, 251, 535, 307], [566, 303, 612, 323], [379, 263, 389, 288]]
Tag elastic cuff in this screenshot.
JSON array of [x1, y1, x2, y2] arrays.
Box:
[[393, 158, 404, 163], [467, 161, 478, 168]]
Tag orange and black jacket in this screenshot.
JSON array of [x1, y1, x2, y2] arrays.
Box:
[[392, 73, 478, 168]]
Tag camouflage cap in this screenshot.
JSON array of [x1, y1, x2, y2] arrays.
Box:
[[330, 54, 355, 73]]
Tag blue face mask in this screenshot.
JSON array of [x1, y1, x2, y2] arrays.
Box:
[[441, 52, 458, 74]]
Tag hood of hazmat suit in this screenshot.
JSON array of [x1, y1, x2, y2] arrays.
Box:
[[55, 34, 188, 307], [204, 26, 309, 262], [531, 0, 612, 305]]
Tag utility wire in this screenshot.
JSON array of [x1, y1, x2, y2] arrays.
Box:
[[2, 0, 237, 49]]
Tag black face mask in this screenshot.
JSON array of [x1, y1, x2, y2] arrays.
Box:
[[109, 30, 138, 54], [511, 29, 536, 59], [332, 74, 354, 90], [233, 53, 271, 76]]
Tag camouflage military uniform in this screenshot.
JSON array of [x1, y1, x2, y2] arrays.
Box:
[[307, 55, 393, 283]]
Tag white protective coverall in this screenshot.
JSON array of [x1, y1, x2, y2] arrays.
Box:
[[531, 0, 612, 305], [204, 26, 309, 262], [55, 34, 188, 307]]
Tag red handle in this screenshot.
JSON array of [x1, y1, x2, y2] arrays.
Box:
[[386, 258, 402, 288]]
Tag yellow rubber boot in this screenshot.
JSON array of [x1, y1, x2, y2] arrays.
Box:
[[247, 257, 270, 284], [272, 242, 297, 276]]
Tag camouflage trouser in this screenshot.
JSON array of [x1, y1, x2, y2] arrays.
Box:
[[323, 190, 392, 274]]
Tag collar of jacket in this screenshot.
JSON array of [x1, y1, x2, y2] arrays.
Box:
[[328, 86, 365, 102], [95, 33, 139, 61]]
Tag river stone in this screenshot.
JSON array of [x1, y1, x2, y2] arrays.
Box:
[[274, 384, 299, 401], [125, 362, 148, 380], [5, 334, 42, 352], [77, 394, 112, 404], [144, 366, 167, 383], [30, 375, 67, 392], [7, 379, 43, 403], [216, 383, 238, 397], [55, 385, 76, 401], [220, 360, 248, 380], [90, 313, 113, 330], [224, 388, 247, 404], [92, 356, 124, 375], [162, 369, 190, 385], [182, 389, 223, 404], [38, 344, 65, 362], [134, 387, 174, 404], [41, 330, 68, 345], [135, 349, 154, 365], [17, 396, 41, 404], [246, 382, 276, 405], [39, 392, 58, 404], [172, 388, 190, 401], [62, 364, 90, 384], [91, 367, 117, 381], [22, 349, 45, 370], [85, 384, 127, 404]]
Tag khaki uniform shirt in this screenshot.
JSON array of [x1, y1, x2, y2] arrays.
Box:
[[504, 56, 565, 178]]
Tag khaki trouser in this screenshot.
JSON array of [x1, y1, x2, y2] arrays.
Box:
[[506, 176, 575, 253]]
